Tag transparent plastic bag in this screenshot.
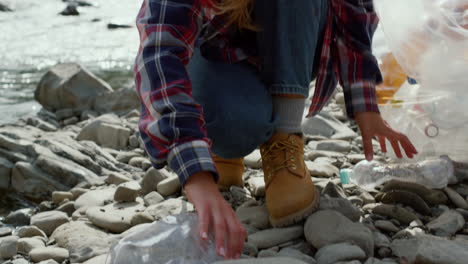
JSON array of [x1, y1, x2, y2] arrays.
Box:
[[107, 213, 222, 264], [373, 0, 468, 162]]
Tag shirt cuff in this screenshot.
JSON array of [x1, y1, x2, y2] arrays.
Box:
[[167, 140, 219, 187], [344, 81, 380, 119]]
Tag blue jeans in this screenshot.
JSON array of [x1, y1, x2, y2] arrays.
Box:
[[187, 0, 327, 159]]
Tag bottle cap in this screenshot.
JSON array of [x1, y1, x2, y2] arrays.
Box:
[[340, 169, 352, 184]]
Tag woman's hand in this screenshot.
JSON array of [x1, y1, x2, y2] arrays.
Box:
[[355, 112, 418, 161], [184, 172, 247, 260]]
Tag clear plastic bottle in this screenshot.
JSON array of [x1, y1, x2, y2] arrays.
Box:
[[340, 156, 455, 190]]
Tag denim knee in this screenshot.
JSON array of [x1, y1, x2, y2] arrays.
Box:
[[207, 104, 275, 159]]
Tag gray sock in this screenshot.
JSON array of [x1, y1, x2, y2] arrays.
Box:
[[272, 97, 305, 134]]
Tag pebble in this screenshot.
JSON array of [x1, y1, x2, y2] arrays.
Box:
[[86, 202, 145, 233], [106, 172, 131, 185], [321, 181, 347, 199], [277, 247, 317, 264], [17, 226, 47, 238], [258, 249, 278, 258], [236, 205, 270, 230], [377, 190, 431, 215], [242, 242, 258, 257], [29, 247, 69, 263], [373, 232, 391, 248], [374, 220, 400, 233], [56, 201, 76, 216], [141, 168, 169, 195], [316, 140, 352, 153], [143, 191, 165, 206], [306, 160, 339, 178], [5, 208, 33, 226], [156, 176, 181, 196], [145, 198, 194, 221], [17, 237, 46, 254], [52, 191, 74, 204], [319, 196, 361, 222], [427, 210, 465, 236], [31, 211, 69, 236], [74, 188, 115, 209], [304, 210, 373, 256], [214, 257, 310, 264], [130, 212, 154, 226], [114, 181, 141, 202], [248, 226, 304, 249], [363, 204, 418, 225], [0, 227, 12, 237], [70, 187, 88, 200], [37, 260, 59, 264], [247, 177, 265, 197], [315, 242, 366, 264], [382, 180, 448, 206], [444, 187, 468, 210], [0, 235, 19, 259]]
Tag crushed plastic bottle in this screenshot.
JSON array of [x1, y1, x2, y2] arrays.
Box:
[[340, 156, 456, 190], [107, 213, 222, 264]]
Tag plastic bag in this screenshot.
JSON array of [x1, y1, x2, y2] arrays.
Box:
[[107, 213, 222, 264], [373, 0, 468, 162]]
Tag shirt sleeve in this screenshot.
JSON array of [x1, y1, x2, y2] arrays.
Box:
[[331, 0, 383, 119], [134, 0, 218, 186]]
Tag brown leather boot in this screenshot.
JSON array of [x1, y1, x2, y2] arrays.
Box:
[[260, 133, 320, 227], [213, 155, 244, 191]]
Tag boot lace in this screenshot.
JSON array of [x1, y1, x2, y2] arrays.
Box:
[[261, 138, 302, 187]]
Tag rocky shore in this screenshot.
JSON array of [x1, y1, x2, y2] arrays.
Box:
[[1, 63, 468, 264]]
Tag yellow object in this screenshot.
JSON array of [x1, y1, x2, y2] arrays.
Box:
[[260, 133, 320, 227], [376, 52, 408, 105], [213, 155, 245, 190]]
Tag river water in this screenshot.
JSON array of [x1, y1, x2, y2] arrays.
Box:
[[0, 0, 141, 125]]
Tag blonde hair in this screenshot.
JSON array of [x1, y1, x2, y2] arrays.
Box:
[[213, 0, 257, 31]]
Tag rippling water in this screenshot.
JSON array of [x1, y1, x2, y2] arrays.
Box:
[[0, 0, 141, 125]]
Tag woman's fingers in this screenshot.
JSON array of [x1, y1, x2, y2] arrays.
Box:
[[361, 133, 374, 161], [389, 138, 403, 158], [198, 207, 210, 241], [225, 211, 246, 259], [379, 136, 387, 153], [398, 133, 418, 158], [213, 211, 227, 258]]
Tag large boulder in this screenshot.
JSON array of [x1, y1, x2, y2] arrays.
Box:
[[35, 63, 113, 111]]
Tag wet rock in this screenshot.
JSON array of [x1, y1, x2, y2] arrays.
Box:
[[377, 191, 431, 215], [247, 226, 303, 249], [29, 247, 69, 263], [35, 63, 112, 111], [363, 204, 419, 225], [315, 242, 366, 264], [304, 210, 373, 256], [77, 114, 132, 150], [319, 196, 361, 222], [157, 176, 181, 196], [444, 187, 468, 209], [382, 180, 448, 206], [31, 211, 69, 236], [86, 202, 145, 233], [392, 234, 468, 264], [55, 109, 75, 120], [0, 235, 18, 259], [0, 2, 13, 11], [51, 221, 115, 263], [17, 237, 46, 255], [26, 116, 58, 131], [106, 172, 131, 185], [143, 191, 164, 206], [5, 208, 33, 226], [236, 205, 270, 230], [427, 210, 465, 236], [114, 181, 141, 202], [11, 162, 68, 200], [52, 191, 74, 204], [17, 226, 47, 239], [245, 149, 262, 169], [74, 188, 115, 209], [145, 199, 194, 221]]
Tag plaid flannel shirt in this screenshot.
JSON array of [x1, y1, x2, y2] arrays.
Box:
[[134, 0, 383, 186]]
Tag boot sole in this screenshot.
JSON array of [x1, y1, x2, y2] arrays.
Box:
[[269, 193, 320, 228]]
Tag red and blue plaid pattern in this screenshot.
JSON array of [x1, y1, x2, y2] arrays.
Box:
[[134, 0, 382, 186]]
